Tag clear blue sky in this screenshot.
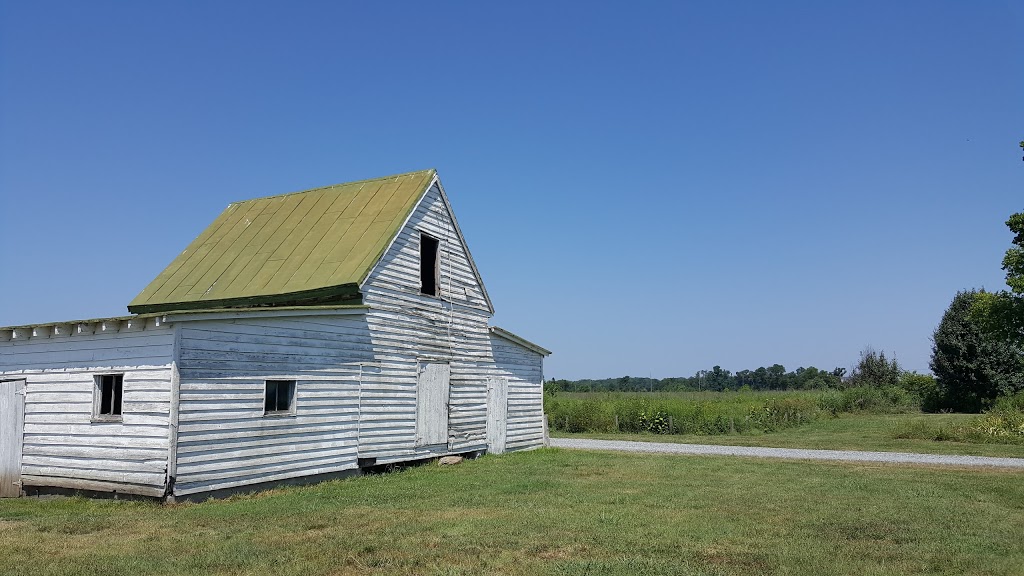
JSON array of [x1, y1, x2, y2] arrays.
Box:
[[1, 2, 1021, 379]]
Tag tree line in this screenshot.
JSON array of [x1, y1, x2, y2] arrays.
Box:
[[546, 364, 847, 394], [548, 204, 1024, 415]]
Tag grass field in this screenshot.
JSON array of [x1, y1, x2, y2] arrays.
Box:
[[2, 449, 1022, 575], [554, 413, 1024, 458]]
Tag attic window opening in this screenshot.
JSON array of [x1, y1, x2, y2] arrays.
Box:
[[420, 233, 440, 296], [94, 374, 123, 420], [264, 380, 296, 415]]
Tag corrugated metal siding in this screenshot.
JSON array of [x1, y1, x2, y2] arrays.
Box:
[[0, 326, 175, 497], [173, 315, 370, 496]]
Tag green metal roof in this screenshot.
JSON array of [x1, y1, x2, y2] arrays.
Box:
[[128, 169, 436, 314]]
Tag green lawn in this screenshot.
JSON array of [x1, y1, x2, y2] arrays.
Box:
[[2, 448, 1022, 575], [555, 413, 1024, 458]]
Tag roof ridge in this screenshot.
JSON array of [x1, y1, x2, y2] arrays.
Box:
[[227, 168, 436, 206]]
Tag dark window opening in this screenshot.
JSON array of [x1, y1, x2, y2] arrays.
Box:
[[420, 233, 440, 296], [96, 374, 123, 417], [265, 380, 296, 414]]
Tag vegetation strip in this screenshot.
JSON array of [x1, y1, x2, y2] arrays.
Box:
[[551, 438, 1024, 468]]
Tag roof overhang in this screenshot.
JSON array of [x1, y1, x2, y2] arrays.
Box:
[[489, 326, 551, 356], [163, 305, 368, 323], [0, 305, 369, 337], [128, 283, 362, 314]]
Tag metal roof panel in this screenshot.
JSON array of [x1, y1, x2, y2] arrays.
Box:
[[128, 169, 436, 313]]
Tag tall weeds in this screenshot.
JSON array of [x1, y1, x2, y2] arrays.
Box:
[[545, 392, 824, 435]]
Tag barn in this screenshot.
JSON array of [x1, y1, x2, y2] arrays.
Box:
[[0, 169, 550, 500]]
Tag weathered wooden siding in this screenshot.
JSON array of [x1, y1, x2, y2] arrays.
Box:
[[0, 323, 175, 497], [488, 333, 545, 451], [173, 314, 371, 496], [360, 181, 496, 462], [365, 182, 491, 313]]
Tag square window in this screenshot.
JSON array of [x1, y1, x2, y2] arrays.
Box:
[[264, 380, 296, 415], [94, 374, 123, 420]]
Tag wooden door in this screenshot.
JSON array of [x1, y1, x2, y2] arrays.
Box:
[[0, 379, 25, 498], [487, 377, 508, 454], [416, 363, 450, 447]]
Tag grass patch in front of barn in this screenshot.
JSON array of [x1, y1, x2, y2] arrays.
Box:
[[1, 448, 1022, 575]]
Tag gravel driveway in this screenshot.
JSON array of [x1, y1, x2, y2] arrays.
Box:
[[550, 438, 1024, 469]]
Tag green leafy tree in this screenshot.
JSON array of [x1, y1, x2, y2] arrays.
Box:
[[847, 348, 901, 388], [974, 213, 1024, 344], [932, 290, 1024, 412]]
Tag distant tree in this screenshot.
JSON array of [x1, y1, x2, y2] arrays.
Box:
[[932, 290, 1024, 412], [847, 348, 900, 388], [708, 365, 732, 390], [753, 367, 769, 389]]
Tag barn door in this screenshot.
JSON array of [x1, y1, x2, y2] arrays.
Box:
[[487, 377, 508, 454], [416, 363, 450, 447], [0, 380, 25, 498]]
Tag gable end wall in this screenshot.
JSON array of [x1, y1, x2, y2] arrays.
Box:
[[360, 182, 497, 460]]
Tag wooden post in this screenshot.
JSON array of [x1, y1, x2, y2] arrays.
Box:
[[565, 416, 569, 430], [614, 415, 619, 431], [669, 415, 674, 434], [730, 417, 735, 434]]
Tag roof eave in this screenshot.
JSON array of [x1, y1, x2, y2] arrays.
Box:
[[127, 283, 362, 314], [489, 326, 552, 356]]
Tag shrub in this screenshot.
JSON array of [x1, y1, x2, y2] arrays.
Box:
[[834, 386, 918, 414], [748, 397, 819, 432], [847, 348, 901, 388], [889, 392, 1024, 445], [817, 390, 846, 416]]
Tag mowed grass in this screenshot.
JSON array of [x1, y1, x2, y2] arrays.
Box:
[[555, 413, 1024, 458], [1, 449, 1023, 575]]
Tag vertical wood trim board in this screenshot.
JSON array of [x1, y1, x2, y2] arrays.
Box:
[[166, 324, 182, 499], [0, 379, 25, 497]]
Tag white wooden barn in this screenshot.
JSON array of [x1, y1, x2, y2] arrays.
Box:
[[0, 169, 550, 500]]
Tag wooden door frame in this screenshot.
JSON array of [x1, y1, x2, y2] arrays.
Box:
[[415, 361, 451, 448], [486, 376, 508, 455], [0, 378, 26, 498]]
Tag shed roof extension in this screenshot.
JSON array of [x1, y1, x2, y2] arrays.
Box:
[[489, 326, 552, 356], [129, 170, 437, 314]]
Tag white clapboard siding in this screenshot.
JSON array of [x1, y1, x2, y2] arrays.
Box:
[[488, 332, 546, 451], [173, 315, 371, 496], [366, 182, 491, 313], [356, 179, 550, 459], [359, 181, 521, 462], [0, 325, 175, 495]]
